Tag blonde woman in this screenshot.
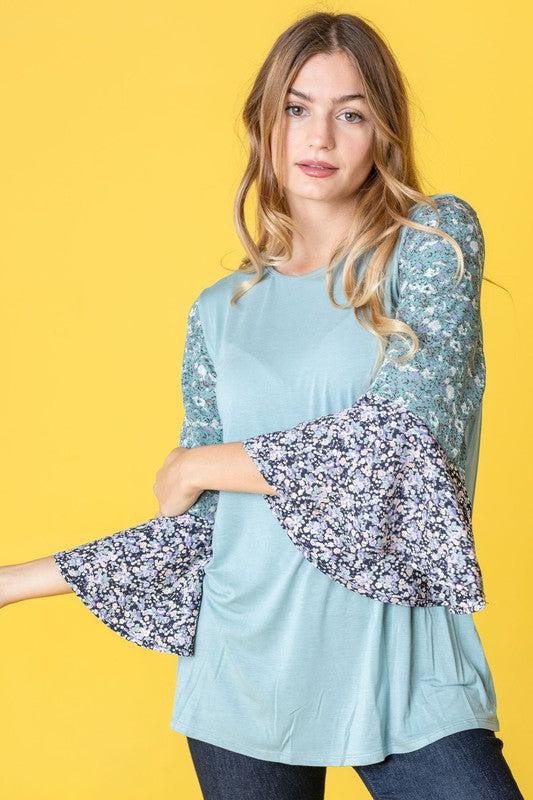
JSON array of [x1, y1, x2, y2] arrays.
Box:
[[1, 11, 524, 800]]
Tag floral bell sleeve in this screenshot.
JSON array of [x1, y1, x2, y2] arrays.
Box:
[[52, 299, 221, 655], [241, 195, 488, 614]]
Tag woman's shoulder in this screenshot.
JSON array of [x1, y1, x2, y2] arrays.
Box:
[[406, 192, 482, 230], [191, 269, 246, 313], [399, 192, 484, 264], [387, 192, 485, 307], [187, 269, 254, 345]]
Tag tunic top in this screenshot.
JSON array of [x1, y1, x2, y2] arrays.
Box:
[[52, 192, 500, 767], [168, 193, 499, 765]]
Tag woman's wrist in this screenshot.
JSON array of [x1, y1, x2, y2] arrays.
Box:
[[0, 557, 73, 607], [183, 442, 277, 496]]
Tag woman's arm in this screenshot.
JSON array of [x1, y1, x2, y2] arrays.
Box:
[[183, 195, 489, 615], [0, 558, 73, 608], [182, 441, 278, 496], [183, 195, 484, 494], [0, 296, 224, 656]]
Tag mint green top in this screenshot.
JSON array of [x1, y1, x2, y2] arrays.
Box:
[[169, 194, 499, 766]]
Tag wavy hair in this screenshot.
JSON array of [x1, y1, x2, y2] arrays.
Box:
[[227, 11, 482, 374]]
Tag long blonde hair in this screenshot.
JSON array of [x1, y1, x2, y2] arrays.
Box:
[[228, 11, 473, 370]]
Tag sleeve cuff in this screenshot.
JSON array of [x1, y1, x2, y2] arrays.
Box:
[[242, 391, 486, 615], [53, 513, 213, 655]]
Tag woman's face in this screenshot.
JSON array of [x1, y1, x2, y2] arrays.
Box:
[[271, 51, 375, 210]]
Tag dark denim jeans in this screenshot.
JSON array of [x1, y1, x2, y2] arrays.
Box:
[[187, 728, 524, 800]]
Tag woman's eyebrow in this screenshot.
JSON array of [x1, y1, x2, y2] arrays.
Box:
[[287, 87, 366, 104]]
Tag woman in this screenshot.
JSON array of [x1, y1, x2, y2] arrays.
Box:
[[0, 11, 524, 800]]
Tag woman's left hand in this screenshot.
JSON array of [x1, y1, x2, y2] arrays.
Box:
[[153, 446, 202, 517]]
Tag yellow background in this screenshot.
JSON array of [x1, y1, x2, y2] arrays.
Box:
[[1, 1, 530, 797]]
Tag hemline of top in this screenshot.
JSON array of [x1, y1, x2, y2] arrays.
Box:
[[169, 715, 500, 767]]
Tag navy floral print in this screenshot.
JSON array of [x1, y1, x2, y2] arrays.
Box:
[[242, 392, 484, 614], [53, 193, 489, 658], [53, 513, 213, 655], [53, 300, 222, 655], [242, 195, 487, 614]]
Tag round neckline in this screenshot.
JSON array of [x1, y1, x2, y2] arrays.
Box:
[[265, 263, 329, 279], [263, 195, 456, 280]]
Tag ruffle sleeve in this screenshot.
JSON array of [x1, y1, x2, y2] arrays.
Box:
[[53, 298, 221, 655], [241, 195, 487, 615]]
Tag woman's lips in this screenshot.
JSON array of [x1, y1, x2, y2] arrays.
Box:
[[297, 163, 338, 178]]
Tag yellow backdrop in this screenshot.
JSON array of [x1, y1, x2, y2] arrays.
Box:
[[1, 1, 530, 798]]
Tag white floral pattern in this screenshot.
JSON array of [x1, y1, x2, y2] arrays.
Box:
[[53, 193, 489, 658], [242, 195, 487, 614], [53, 300, 222, 655]]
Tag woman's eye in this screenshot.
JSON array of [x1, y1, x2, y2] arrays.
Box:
[[284, 105, 364, 124], [340, 111, 364, 124], [285, 104, 305, 117]]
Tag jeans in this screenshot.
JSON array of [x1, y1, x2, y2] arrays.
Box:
[[186, 728, 524, 800]]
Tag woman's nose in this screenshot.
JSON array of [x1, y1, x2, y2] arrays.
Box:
[[306, 123, 334, 150]]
